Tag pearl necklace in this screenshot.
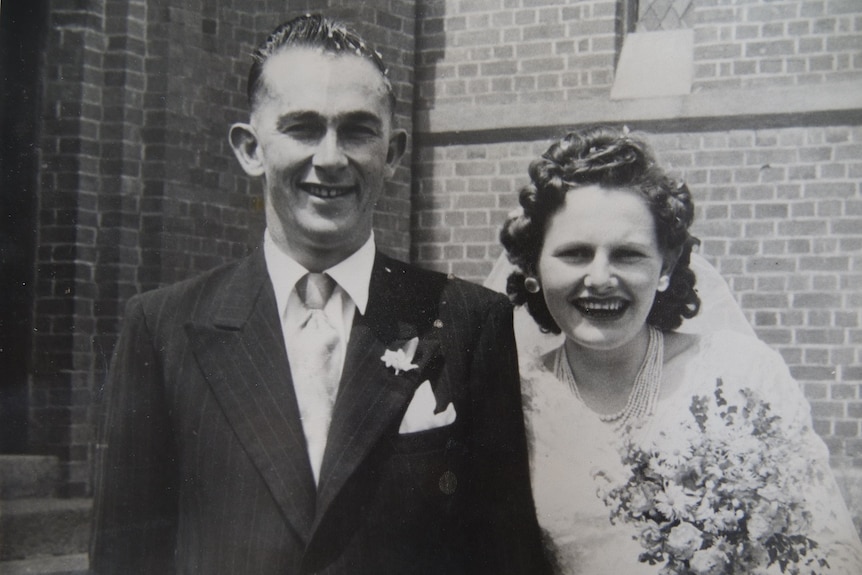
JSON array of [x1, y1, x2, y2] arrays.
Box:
[[555, 326, 664, 433]]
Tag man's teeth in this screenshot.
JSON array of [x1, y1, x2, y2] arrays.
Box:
[[305, 185, 353, 198]]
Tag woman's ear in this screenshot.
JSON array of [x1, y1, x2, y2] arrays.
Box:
[[384, 129, 408, 178], [660, 245, 685, 284], [229, 123, 265, 176]]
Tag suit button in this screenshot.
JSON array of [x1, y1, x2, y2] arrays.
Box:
[[439, 470, 457, 495]]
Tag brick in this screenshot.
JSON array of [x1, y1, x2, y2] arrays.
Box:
[[444, 244, 463, 260], [741, 293, 790, 308], [849, 402, 862, 419], [695, 44, 742, 60], [834, 421, 859, 437], [832, 219, 862, 234], [452, 228, 497, 243], [799, 256, 850, 272], [757, 328, 792, 345], [481, 61, 518, 75], [833, 383, 859, 400], [797, 329, 847, 345], [754, 203, 789, 218], [449, 262, 491, 283], [813, 418, 832, 436], [754, 311, 778, 326], [810, 401, 845, 418], [804, 302, 835, 329], [746, 257, 797, 273], [520, 57, 565, 73], [777, 220, 828, 236], [745, 40, 795, 58], [794, 292, 844, 308], [454, 162, 495, 176]]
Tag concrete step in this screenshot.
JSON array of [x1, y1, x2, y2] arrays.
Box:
[[0, 455, 60, 500], [0, 553, 89, 575], [0, 498, 92, 561]]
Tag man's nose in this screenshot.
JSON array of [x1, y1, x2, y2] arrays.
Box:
[[312, 130, 348, 173]]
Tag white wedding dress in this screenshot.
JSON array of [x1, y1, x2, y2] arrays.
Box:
[[485, 254, 862, 574], [521, 331, 862, 574]]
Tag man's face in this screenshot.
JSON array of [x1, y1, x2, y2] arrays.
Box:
[[242, 47, 404, 266]]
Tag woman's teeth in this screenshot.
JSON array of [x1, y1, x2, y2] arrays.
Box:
[[574, 298, 628, 318]]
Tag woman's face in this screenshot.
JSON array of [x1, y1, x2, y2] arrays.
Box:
[[537, 184, 668, 352]]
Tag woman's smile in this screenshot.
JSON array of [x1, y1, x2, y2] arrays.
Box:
[[572, 296, 630, 320]]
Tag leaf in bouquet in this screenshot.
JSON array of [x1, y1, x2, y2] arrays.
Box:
[[714, 379, 727, 407], [690, 394, 709, 433]]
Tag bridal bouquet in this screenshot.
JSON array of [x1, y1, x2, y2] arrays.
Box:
[[599, 379, 829, 575]]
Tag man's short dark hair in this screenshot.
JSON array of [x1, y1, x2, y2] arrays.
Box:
[[247, 13, 396, 114]]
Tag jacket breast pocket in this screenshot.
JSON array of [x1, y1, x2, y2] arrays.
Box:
[[390, 421, 459, 454], [378, 422, 468, 513]]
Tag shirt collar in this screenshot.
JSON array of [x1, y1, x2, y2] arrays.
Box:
[[263, 230, 375, 316]]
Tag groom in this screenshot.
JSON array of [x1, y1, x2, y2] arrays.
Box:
[[89, 14, 549, 575]]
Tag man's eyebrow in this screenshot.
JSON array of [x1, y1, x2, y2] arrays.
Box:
[[339, 111, 383, 127], [275, 111, 384, 132], [276, 111, 322, 131]]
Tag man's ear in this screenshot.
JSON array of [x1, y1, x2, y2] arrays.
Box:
[[384, 129, 408, 177], [229, 123, 265, 176]]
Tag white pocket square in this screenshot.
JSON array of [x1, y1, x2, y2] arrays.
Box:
[[398, 380, 456, 434]]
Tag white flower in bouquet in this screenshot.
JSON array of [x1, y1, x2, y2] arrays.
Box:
[[666, 522, 704, 560], [600, 379, 829, 574]]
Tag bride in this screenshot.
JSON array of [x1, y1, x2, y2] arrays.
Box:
[[491, 126, 862, 574]]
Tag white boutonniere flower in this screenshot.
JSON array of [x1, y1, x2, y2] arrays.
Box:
[[381, 337, 419, 375]]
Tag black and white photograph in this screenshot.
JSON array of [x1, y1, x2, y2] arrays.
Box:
[[1, 1, 861, 573]]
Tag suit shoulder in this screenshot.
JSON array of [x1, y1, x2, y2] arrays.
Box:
[[379, 254, 510, 310], [127, 255, 255, 319]]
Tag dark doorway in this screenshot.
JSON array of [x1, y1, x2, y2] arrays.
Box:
[[1, 0, 47, 452]]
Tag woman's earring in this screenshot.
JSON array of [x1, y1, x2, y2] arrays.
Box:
[[524, 276, 541, 294], [657, 275, 670, 293]]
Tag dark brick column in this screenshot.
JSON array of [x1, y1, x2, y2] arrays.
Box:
[[32, 0, 108, 497]]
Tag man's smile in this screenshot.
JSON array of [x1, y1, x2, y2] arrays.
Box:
[[300, 183, 357, 199]]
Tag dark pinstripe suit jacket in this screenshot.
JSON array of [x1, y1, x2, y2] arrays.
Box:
[[90, 250, 550, 574]]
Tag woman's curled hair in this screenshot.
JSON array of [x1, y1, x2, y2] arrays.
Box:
[[500, 125, 701, 333]]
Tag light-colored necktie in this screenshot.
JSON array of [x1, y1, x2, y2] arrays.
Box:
[[293, 272, 340, 485]]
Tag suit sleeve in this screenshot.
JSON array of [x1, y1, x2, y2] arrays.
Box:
[[89, 296, 178, 574], [465, 297, 552, 575]]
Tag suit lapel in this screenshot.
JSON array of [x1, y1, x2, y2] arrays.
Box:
[[186, 253, 316, 543], [313, 254, 441, 529]]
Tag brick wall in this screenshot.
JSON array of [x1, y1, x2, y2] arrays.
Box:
[[416, 0, 862, 109], [657, 127, 862, 466], [416, 0, 620, 108], [692, 0, 862, 91], [33, 0, 109, 496]]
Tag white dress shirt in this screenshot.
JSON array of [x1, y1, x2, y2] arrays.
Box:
[[263, 229, 375, 436]]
